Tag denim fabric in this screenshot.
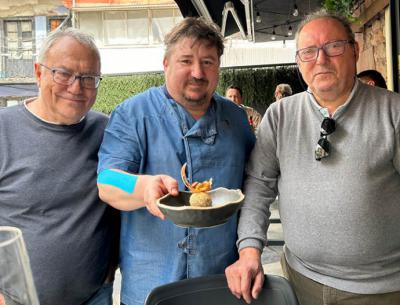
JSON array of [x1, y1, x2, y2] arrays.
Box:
[[98, 86, 255, 305], [84, 283, 113, 305]]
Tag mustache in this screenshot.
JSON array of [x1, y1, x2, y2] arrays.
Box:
[[188, 77, 208, 85], [313, 67, 335, 75]]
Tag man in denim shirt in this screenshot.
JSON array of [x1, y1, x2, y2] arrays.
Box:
[[97, 17, 255, 305]]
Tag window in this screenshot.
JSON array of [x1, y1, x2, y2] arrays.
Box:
[[4, 20, 33, 60], [48, 17, 70, 31], [151, 9, 182, 44], [3, 19, 35, 77], [78, 8, 182, 47], [78, 12, 103, 45], [103, 10, 149, 45]]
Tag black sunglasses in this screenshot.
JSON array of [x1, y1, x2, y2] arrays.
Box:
[[315, 117, 336, 161]]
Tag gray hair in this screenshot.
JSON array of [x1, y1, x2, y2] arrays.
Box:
[[38, 27, 100, 65], [164, 17, 224, 60], [276, 83, 292, 96], [295, 9, 355, 48]]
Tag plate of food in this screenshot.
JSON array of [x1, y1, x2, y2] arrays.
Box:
[[156, 163, 245, 228]]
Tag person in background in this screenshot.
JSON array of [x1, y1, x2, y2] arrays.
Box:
[[97, 17, 255, 305], [0, 28, 120, 305], [225, 9, 400, 305], [225, 85, 263, 132], [357, 69, 387, 89], [274, 83, 293, 101]]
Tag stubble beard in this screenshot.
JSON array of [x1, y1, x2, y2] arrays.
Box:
[[182, 93, 209, 107]]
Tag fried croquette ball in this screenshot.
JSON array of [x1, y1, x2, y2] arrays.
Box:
[[189, 192, 212, 207]]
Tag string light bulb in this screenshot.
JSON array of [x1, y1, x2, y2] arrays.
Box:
[[271, 27, 276, 40], [292, 4, 299, 17], [256, 11, 262, 23], [288, 25, 293, 36]]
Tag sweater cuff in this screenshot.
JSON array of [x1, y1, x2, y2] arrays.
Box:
[[237, 238, 264, 252]]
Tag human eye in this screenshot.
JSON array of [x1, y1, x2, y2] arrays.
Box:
[[326, 40, 344, 50], [298, 47, 316, 60], [324, 40, 346, 56], [82, 76, 95, 84], [179, 58, 191, 65], [54, 69, 72, 81], [81, 76, 100, 89], [202, 59, 215, 66], [302, 48, 316, 55]]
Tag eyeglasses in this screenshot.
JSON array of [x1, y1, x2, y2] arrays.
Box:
[[296, 40, 354, 62], [315, 117, 336, 161], [39, 63, 102, 89]]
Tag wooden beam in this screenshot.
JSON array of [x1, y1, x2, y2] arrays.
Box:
[[352, 0, 389, 32]]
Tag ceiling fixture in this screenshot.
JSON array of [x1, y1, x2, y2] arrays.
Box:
[[271, 27, 276, 40], [221, 1, 247, 39], [288, 25, 293, 36], [191, 0, 213, 22], [256, 11, 262, 23], [292, 4, 299, 17]]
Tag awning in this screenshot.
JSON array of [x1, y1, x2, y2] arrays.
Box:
[[174, 0, 250, 39], [174, 0, 322, 43]]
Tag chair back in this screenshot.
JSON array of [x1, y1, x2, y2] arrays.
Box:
[[144, 274, 299, 305]]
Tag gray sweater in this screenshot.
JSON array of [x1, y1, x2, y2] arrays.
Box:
[[0, 103, 118, 305], [238, 80, 400, 294]]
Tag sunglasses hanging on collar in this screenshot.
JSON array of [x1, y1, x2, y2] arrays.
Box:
[[315, 117, 336, 161]]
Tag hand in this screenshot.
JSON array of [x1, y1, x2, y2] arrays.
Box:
[[143, 175, 179, 220], [225, 247, 264, 304]]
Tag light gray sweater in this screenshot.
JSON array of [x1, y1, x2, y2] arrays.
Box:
[[238, 80, 400, 294]]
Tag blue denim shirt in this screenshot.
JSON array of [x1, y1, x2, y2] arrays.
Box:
[[98, 86, 255, 305]]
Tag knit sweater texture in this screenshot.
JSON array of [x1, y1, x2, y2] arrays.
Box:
[[238, 80, 400, 294]]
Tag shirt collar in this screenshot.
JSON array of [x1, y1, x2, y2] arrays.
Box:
[[307, 78, 360, 118], [162, 85, 218, 144]]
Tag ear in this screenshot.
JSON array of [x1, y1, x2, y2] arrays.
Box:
[[34, 63, 42, 86], [367, 80, 376, 86], [162, 57, 168, 72]]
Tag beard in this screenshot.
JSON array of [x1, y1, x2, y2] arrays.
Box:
[[182, 78, 210, 106], [182, 93, 209, 106]]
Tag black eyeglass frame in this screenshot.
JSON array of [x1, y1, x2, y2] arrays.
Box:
[[296, 40, 355, 62], [39, 63, 102, 89]]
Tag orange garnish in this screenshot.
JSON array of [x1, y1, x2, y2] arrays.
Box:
[[180, 163, 212, 193]]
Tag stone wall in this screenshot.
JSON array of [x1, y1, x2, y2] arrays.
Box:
[[355, 12, 387, 82]]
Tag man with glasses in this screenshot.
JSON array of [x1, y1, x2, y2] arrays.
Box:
[[226, 9, 400, 305], [0, 27, 120, 305]]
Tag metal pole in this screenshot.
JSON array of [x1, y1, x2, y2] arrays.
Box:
[[390, 0, 399, 93]]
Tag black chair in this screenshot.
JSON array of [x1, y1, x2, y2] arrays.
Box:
[[144, 274, 299, 305]]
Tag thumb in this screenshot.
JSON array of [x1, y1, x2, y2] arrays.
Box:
[[160, 175, 179, 195]]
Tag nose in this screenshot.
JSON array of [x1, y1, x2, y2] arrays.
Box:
[[315, 48, 328, 64], [191, 61, 205, 79], [68, 77, 83, 93]]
